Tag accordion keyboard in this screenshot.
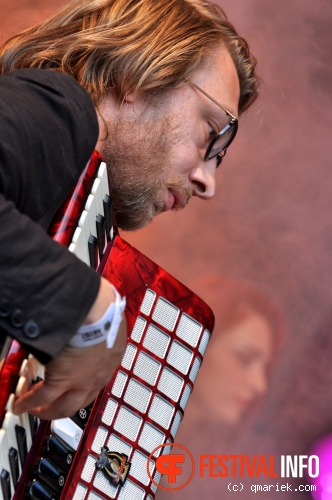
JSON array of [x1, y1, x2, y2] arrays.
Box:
[[0, 350, 45, 500], [0, 156, 113, 500], [0, 153, 214, 500], [69, 160, 113, 268]]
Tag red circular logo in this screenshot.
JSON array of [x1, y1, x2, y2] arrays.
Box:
[[147, 442, 195, 491]]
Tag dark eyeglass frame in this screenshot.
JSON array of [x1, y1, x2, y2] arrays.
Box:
[[188, 80, 238, 167]]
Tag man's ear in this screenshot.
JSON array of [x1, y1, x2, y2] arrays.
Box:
[[123, 90, 147, 105], [123, 92, 135, 103]]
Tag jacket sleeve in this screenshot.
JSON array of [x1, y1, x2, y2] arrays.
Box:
[[0, 69, 101, 364]]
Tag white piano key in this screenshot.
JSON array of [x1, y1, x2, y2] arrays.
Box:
[[78, 209, 94, 262], [17, 359, 32, 394], [27, 355, 45, 382], [85, 194, 97, 238], [69, 242, 76, 253], [19, 359, 28, 377], [51, 418, 83, 451], [78, 210, 91, 241], [71, 227, 89, 264], [97, 162, 109, 198], [15, 375, 30, 399], [91, 178, 104, 217]]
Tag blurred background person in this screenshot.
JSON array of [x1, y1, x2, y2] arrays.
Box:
[[185, 274, 284, 428], [158, 274, 285, 498]]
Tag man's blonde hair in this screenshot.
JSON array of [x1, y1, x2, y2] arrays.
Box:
[[0, 0, 258, 112]]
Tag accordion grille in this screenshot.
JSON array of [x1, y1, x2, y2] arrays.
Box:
[[62, 280, 213, 499]]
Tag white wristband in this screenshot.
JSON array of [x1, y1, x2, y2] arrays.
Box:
[[68, 285, 126, 349]]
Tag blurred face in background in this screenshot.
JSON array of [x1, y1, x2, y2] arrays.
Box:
[[195, 312, 273, 425]]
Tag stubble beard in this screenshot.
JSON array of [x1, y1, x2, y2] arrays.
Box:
[[101, 114, 190, 231]]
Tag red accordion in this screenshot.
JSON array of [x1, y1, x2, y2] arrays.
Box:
[[0, 152, 214, 500]]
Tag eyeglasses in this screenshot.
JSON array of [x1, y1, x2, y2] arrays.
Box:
[[188, 81, 238, 167]]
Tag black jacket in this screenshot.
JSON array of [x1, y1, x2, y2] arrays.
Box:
[[0, 69, 100, 363]]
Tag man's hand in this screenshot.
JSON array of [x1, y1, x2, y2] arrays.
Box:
[[13, 320, 126, 420], [13, 278, 127, 420]]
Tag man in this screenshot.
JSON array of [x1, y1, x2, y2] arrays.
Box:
[[0, 0, 258, 420]]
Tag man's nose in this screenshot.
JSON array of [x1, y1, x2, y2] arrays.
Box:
[[189, 159, 216, 200]]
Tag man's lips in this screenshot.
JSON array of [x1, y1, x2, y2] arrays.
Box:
[[163, 189, 190, 212]]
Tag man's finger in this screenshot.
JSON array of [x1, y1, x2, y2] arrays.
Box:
[[24, 388, 97, 420], [13, 380, 58, 415]]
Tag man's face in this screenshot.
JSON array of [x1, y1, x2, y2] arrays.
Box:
[[97, 44, 240, 231]]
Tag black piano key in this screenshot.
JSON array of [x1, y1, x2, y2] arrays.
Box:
[[96, 213, 106, 259], [0, 469, 11, 500], [31, 376, 43, 385], [88, 234, 98, 269], [15, 424, 27, 468], [43, 435, 74, 472], [8, 447, 19, 486], [103, 194, 113, 240], [29, 413, 38, 437], [33, 457, 66, 494], [70, 402, 93, 430], [28, 387, 42, 432], [26, 479, 59, 500]]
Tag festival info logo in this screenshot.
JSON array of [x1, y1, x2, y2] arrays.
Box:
[[147, 443, 195, 491], [147, 446, 319, 492]]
